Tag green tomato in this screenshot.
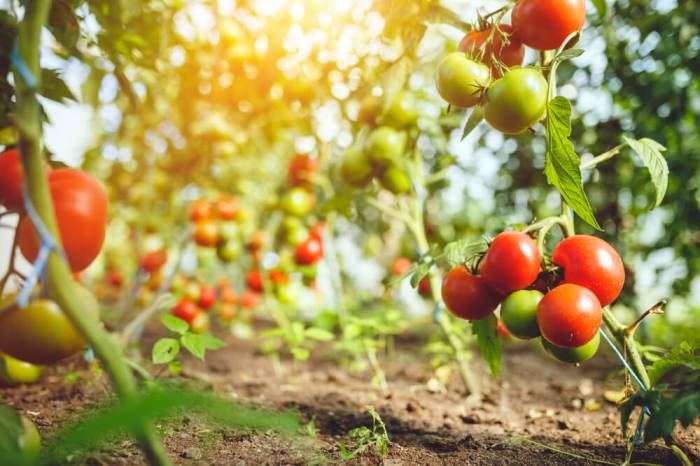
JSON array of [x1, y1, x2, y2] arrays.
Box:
[[500, 289, 543, 339], [0, 353, 43, 387], [276, 282, 303, 305], [365, 127, 406, 166], [190, 312, 210, 334], [217, 239, 242, 262], [340, 144, 375, 187], [219, 221, 240, 241], [183, 282, 201, 302], [483, 67, 548, 134], [379, 164, 412, 194], [285, 227, 309, 247], [0, 286, 99, 365], [541, 332, 600, 364], [381, 91, 418, 129], [281, 187, 314, 217], [435, 52, 491, 108]]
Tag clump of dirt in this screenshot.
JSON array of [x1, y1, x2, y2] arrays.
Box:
[[2, 327, 698, 465]]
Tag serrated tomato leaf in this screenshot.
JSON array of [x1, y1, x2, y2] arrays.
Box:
[[461, 107, 483, 141], [622, 136, 668, 209], [544, 97, 602, 230]]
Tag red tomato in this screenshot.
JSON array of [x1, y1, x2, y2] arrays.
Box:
[[240, 289, 261, 309], [198, 286, 217, 310], [172, 299, 200, 324], [295, 236, 323, 265], [269, 269, 289, 285], [537, 284, 602, 348], [512, 0, 586, 51], [218, 303, 237, 321], [480, 231, 541, 295], [552, 235, 625, 306], [441, 266, 502, 321], [215, 194, 240, 220], [288, 154, 317, 186], [0, 149, 29, 212], [246, 270, 264, 292], [418, 276, 432, 297], [140, 249, 168, 273], [390, 257, 412, 276], [219, 285, 238, 304], [17, 169, 108, 272], [193, 219, 220, 247], [189, 200, 212, 222], [107, 269, 123, 288], [459, 25, 525, 76]]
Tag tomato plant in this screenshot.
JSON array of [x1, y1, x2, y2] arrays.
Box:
[[288, 154, 317, 187], [295, 236, 324, 265], [140, 249, 168, 273], [172, 298, 200, 324], [0, 148, 50, 212]]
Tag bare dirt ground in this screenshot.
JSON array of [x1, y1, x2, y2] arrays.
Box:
[[2, 326, 699, 465]]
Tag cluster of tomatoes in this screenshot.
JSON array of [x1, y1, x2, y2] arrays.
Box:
[[442, 231, 625, 363], [340, 90, 416, 194], [188, 193, 246, 264], [0, 148, 107, 385], [169, 275, 242, 333], [436, 0, 585, 134]]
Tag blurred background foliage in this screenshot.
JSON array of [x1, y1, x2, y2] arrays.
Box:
[[1, 0, 699, 347]]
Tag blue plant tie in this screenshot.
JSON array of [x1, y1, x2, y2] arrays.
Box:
[[10, 42, 37, 89], [84, 347, 95, 362], [434, 302, 444, 323], [599, 327, 650, 445], [15, 187, 65, 308]]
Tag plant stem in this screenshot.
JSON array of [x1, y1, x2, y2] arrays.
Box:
[[13, 2, 170, 464], [580, 144, 624, 170]]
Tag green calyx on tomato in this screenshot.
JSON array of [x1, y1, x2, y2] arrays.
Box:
[[0, 285, 100, 365], [500, 289, 543, 339], [482, 67, 548, 135], [435, 52, 491, 108], [541, 331, 600, 364], [0, 353, 43, 387], [459, 24, 525, 77]]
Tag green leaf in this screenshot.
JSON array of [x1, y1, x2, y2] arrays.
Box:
[[647, 341, 700, 386], [161, 314, 189, 335], [379, 56, 413, 118], [471, 314, 501, 378], [441, 238, 487, 267], [290, 347, 310, 361], [48, 0, 80, 49], [152, 338, 180, 364], [591, 0, 607, 18], [40, 68, 77, 103], [409, 262, 432, 288], [0, 406, 27, 466], [44, 387, 300, 463], [544, 97, 602, 230], [645, 393, 700, 442], [305, 327, 335, 342], [461, 107, 483, 141], [181, 333, 205, 360], [622, 136, 669, 209], [553, 48, 584, 63], [200, 333, 226, 350]]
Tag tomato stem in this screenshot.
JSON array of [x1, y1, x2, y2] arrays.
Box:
[[13, 2, 170, 464]]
